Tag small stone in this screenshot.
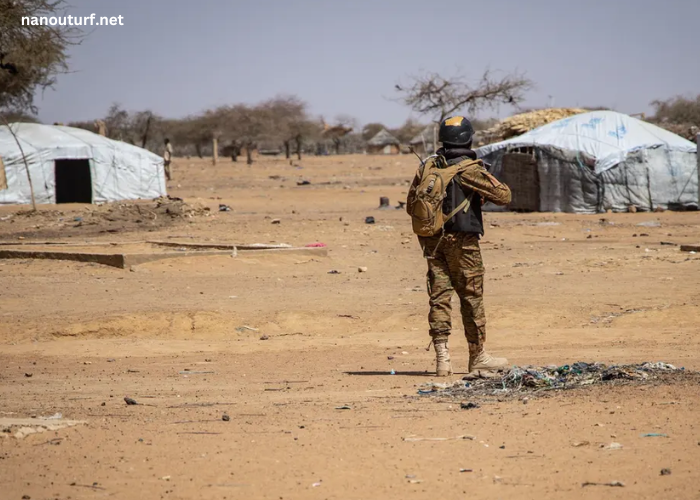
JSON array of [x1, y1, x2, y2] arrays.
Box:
[[222, 414, 230, 422], [259, 335, 270, 341], [271, 219, 281, 224], [660, 468, 671, 476], [24, 373, 32, 378], [358, 266, 368, 273], [124, 397, 138, 405]]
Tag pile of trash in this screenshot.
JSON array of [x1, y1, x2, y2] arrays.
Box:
[[418, 362, 693, 399], [478, 108, 588, 144]]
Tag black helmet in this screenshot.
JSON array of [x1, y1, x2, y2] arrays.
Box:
[[438, 116, 474, 146]]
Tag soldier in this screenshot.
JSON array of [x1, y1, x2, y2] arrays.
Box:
[[407, 116, 512, 377]]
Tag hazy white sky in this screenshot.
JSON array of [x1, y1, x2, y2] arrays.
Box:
[[36, 0, 700, 127]]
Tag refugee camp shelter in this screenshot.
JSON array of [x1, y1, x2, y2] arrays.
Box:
[[0, 123, 166, 205], [477, 111, 698, 213], [409, 125, 437, 156], [367, 129, 400, 155]]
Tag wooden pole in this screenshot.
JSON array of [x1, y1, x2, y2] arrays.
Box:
[[1, 117, 37, 211], [212, 138, 218, 166]]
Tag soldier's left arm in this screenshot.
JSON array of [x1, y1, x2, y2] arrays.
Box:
[[458, 162, 512, 206]]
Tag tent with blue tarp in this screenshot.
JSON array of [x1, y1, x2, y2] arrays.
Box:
[[0, 123, 166, 205], [476, 111, 697, 213]]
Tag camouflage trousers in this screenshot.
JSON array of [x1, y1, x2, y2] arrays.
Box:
[[419, 232, 486, 347]]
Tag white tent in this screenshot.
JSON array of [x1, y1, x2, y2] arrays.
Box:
[[0, 123, 166, 205], [477, 111, 698, 213]]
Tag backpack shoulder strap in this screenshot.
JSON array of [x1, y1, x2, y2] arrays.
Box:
[[444, 191, 474, 223]]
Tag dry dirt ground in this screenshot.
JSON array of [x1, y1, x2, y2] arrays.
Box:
[[1, 154, 699, 500]]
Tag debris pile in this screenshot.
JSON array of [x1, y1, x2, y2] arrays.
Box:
[[418, 362, 693, 399], [479, 108, 588, 144]]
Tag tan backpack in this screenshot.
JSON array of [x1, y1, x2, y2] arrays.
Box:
[[407, 155, 476, 237]]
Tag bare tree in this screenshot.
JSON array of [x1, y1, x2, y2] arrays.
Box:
[[226, 104, 269, 165], [0, 0, 82, 112], [395, 69, 533, 124], [262, 95, 306, 160], [321, 114, 356, 154], [0, 116, 36, 210]]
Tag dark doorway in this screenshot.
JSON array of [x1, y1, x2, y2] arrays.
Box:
[[55, 159, 92, 203]]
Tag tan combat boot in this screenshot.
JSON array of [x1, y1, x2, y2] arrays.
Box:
[[468, 342, 508, 373], [433, 336, 452, 377]]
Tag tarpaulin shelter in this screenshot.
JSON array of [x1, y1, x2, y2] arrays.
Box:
[[0, 123, 166, 205], [476, 111, 698, 213]]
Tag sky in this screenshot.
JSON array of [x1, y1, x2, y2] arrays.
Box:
[[34, 0, 700, 127]]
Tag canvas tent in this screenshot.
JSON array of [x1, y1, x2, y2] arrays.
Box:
[[477, 111, 698, 213], [0, 123, 166, 205]]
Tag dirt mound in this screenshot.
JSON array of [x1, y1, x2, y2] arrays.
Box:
[[0, 196, 211, 239], [87, 196, 210, 223]]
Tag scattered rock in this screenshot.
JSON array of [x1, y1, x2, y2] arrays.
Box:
[[24, 373, 32, 378], [222, 414, 230, 422], [296, 180, 311, 186], [327, 270, 341, 275], [271, 219, 281, 225], [124, 397, 138, 406], [358, 266, 368, 273], [660, 468, 671, 476], [235, 325, 259, 333], [637, 220, 661, 227], [218, 204, 231, 212], [460, 402, 480, 410], [365, 216, 375, 224], [259, 335, 270, 341]]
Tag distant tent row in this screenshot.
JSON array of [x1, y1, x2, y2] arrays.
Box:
[[0, 123, 166, 205], [476, 111, 698, 213]]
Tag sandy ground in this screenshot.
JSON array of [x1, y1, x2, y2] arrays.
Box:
[[1, 154, 699, 499]]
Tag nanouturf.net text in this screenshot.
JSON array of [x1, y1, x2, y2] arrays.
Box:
[[22, 14, 124, 26]]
